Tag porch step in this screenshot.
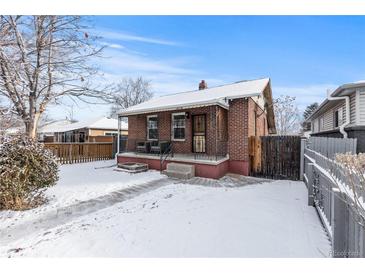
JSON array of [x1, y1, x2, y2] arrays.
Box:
[[162, 163, 195, 179]]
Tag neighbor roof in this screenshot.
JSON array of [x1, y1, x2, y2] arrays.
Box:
[[45, 117, 128, 133], [38, 119, 74, 134], [119, 78, 271, 116], [306, 81, 365, 121]]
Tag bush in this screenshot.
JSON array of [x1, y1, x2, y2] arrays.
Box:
[[0, 135, 59, 210]]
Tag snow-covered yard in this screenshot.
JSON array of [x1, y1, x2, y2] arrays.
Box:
[[0, 160, 165, 236], [0, 161, 331, 257]]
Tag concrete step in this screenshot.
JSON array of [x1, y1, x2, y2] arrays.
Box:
[[162, 163, 195, 179]]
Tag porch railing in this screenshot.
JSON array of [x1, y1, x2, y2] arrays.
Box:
[[120, 138, 228, 161]]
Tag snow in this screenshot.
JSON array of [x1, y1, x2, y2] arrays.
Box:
[[46, 117, 128, 133], [120, 78, 270, 116], [38, 119, 73, 134], [0, 167, 331, 257], [0, 160, 164, 232]]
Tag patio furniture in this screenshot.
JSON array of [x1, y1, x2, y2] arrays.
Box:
[[136, 141, 150, 153], [150, 140, 171, 154]]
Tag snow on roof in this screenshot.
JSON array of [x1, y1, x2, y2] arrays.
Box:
[[47, 117, 128, 133], [38, 119, 74, 133], [120, 78, 270, 116]]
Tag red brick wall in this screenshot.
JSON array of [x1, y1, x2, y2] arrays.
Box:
[[125, 98, 269, 177], [248, 98, 269, 137], [227, 98, 249, 161], [126, 115, 146, 150], [126, 106, 228, 155]]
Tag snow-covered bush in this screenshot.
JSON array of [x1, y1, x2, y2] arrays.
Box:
[[335, 153, 365, 226], [0, 135, 59, 210]]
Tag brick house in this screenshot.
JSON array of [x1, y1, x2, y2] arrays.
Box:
[[117, 78, 276, 178]]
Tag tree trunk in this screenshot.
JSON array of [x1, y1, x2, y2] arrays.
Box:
[[25, 112, 41, 139]]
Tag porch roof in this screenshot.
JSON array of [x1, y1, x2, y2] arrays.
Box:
[[119, 78, 270, 116]]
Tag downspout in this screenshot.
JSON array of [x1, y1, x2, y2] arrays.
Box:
[[327, 89, 350, 138]]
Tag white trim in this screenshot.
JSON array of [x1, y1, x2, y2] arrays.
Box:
[[146, 114, 158, 141], [120, 100, 231, 116], [171, 112, 186, 141], [117, 116, 120, 156]]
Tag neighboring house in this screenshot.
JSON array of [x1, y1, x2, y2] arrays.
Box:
[[117, 78, 276, 178], [38, 119, 74, 142], [307, 81, 365, 153], [40, 117, 128, 143]]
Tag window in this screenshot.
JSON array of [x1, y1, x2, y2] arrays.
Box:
[[147, 115, 158, 140], [334, 107, 343, 128], [172, 113, 186, 140]]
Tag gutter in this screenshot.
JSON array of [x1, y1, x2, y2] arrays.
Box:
[[326, 89, 350, 138]]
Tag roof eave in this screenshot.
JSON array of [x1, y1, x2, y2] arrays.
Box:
[[119, 100, 230, 117], [118, 93, 264, 117], [307, 82, 365, 121]]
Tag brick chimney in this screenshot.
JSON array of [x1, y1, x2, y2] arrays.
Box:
[[199, 80, 207, 90]]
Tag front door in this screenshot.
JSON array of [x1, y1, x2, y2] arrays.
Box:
[[192, 114, 206, 153]]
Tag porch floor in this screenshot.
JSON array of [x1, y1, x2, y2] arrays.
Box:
[[118, 152, 229, 165]]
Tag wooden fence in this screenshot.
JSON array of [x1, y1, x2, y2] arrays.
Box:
[[249, 135, 301, 180], [44, 142, 114, 164], [303, 136, 365, 257]]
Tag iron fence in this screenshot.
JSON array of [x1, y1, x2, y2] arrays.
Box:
[[303, 136, 365, 257]]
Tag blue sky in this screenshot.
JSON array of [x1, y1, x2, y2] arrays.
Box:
[[50, 16, 365, 121]]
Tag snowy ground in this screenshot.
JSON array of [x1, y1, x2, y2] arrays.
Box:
[[0, 161, 331, 257], [0, 160, 165, 233]]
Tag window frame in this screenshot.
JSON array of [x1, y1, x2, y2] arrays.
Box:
[[171, 112, 186, 141], [334, 107, 343, 129], [147, 115, 158, 141]]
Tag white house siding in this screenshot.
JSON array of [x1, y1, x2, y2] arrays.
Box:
[[311, 98, 352, 133], [312, 119, 319, 133], [350, 92, 356, 125], [359, 89, 365, 125], [323, 110, 333, 131]]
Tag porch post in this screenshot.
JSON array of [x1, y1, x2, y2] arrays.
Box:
[[117, 115, 120, 156]]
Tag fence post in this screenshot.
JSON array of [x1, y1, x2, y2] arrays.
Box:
[[331, 188, 348, 258], [300, 138, 306, 181], [307, 163, 315, 206]]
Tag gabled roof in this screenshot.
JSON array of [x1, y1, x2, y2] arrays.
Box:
[[43, 117, 128, 133], [306, 81, 365, 122], [38, 119, 73, 133], [119, 78, 271, 116]]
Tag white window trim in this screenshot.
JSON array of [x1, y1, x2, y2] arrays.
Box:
[[171, 112, 186, 141], [147, 115, 158, 141]]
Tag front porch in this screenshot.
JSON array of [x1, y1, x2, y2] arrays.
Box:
[[116, 104, 241, 178], [117, 152, 230, 179]]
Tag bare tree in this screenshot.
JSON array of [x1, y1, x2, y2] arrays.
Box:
[[107, 77, 153, 118], [273, 95, 301, 135], [0, 98, 23, 134], [0, 16, 105, 138]]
